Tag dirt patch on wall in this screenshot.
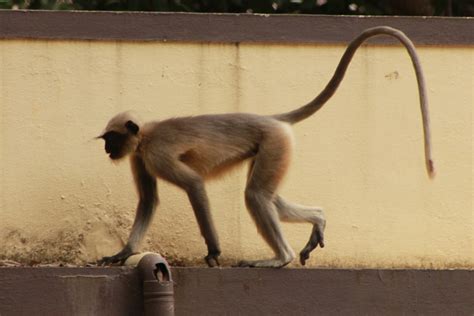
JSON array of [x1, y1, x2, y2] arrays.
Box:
[[0, 228, 85, 265]]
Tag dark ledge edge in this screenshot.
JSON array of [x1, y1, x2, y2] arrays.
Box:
[[0, 10, 473, 45], [0, 267, 472, 315]]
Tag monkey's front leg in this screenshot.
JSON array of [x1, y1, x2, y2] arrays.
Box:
[[98, 198, 158, 265], [186, 183, 221, 267], [99, 155, 158, 266], [157, 160, 221, 267]]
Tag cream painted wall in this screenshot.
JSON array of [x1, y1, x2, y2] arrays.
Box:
[[0, 40, 472, 268]]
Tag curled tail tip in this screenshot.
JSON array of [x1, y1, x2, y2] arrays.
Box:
[[428, 169, 436, 179], [427, 159, 436, 179]]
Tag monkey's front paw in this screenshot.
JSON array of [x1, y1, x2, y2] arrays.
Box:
[[205, 252, 221, 267], [98, 248, 134, 266], [98, 254, 129, 266], [98, 255, 121, 266]]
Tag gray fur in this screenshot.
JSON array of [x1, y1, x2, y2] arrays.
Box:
[[98, 26, 434, 267]]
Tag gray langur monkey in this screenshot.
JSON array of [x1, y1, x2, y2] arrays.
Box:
[[97, 26, 435, 268]]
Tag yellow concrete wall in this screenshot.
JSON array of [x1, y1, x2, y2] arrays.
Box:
[[0, 39, 472, 268]]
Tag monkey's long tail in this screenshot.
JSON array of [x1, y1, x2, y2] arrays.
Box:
[[273, 26, 435, 178]]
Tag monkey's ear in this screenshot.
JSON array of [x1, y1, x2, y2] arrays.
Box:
[[125, 120, 139, 135]]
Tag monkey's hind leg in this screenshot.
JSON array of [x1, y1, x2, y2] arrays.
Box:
[[239, 132, 295, 268], [239, 189, 295, 268], [274, 196, 326, 266]]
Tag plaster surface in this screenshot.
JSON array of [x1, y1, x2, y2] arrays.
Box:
[[0, 39, 472, 268]]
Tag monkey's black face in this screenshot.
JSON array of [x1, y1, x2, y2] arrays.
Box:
[[102, 131, 128, 160]]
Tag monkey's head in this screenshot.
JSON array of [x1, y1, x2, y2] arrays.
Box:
[[98, 111, 142, 160]]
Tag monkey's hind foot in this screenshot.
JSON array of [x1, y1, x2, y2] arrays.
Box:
[[299, 224, 325, 266], [236, 258, 292, 268]]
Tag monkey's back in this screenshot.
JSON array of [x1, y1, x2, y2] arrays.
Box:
[[140, 113, 292, 178]]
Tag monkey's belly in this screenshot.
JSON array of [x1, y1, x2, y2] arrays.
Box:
[[179, 147, 255, 178]]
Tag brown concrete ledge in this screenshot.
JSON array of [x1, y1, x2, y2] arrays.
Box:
[[0, 10, 473, 45], [0, 267, 472, 315]]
